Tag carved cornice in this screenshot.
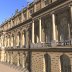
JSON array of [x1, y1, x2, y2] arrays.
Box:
[[32, 0, 69, 17], [6, 18, 32, 31]]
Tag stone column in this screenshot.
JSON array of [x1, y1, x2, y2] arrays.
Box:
[[7, 37, 9, 47], [52, 14, 56, 41], [2, 36, 3, 47], [3, 52, 5, 62], [8, 36, 11, 47], [17, 53, 20, 66], [11, 36, 13, 47], [22, 53, 26, 68], [24, 31, 27, 48], [39, 18, 42, 42], [6, 36, 8, 47], [69, 6, 72, 44], [7, 52, 9, 63], [32, 20, 34, 43], [5, 53, 7, 62], [22, 33, 25, 46], [19, 32, 22, 48], [14, 35, 16, 48], [10, 52, 13, 64], [4, 37, 6, 47], [8, 37, 10, 47], [68, 23, 71, 39], [2, 36, 4, 47], [70, 6, 72, 28], [16, 34, 19, 46], [20, 33, 23, 48], [41, 28, 45, 42], [70, 6, 72, 38], [1, 49, 5, 62], [4, 52, 6, 62], [26, 30, 29, 48]]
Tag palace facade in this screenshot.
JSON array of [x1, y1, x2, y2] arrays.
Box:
[[0, 0, 72, 72]]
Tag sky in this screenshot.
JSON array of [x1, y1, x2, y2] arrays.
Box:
[[0, 0, 33, 24]]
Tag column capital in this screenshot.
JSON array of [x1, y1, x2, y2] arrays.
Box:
[[32, 20, 34, 23], [38, 17, 41, 20]]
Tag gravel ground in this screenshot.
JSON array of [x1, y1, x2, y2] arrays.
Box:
[[0, 63, 21, 72]]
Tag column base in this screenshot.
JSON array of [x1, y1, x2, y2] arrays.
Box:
[[51, 40, 57, 47]]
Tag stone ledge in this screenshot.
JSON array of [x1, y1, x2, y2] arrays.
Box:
[[5, 47, 72, 52]]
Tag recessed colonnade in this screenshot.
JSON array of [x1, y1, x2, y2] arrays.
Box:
[[0, 10, 71, 48]]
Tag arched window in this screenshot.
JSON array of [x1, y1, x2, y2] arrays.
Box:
[[60, 54, 71, 72], [44, 53, 51, 72]]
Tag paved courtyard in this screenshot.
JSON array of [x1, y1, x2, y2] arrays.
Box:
[[0, 62, 26, 72]]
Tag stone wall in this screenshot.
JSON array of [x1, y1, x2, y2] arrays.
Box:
[[31, 51, 72, 72]]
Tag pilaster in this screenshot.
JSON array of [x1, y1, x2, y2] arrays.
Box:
[[22, 54, 26, 68], [10, 52, 13, 64]]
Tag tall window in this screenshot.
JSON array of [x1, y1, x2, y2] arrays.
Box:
[[60, 54, 71, 72], [44, 54, 51, 72]]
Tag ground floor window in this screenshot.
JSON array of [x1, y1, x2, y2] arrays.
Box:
[[44, 54, 51, 72], [60, 54, 71, 72]]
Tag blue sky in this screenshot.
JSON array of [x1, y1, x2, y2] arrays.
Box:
[[0, 0, 33, 24]]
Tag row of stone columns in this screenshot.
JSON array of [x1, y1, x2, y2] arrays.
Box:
[[0, 7, 72, 47], [32, 14, 57, 44], [0, 31, 27, 48]]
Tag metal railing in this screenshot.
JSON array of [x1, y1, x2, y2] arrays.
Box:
[[30, 39, 72, 48], [4, 39, 72, 49]]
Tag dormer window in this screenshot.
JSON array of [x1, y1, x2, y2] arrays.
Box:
[[44, 0, 52, 5]]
